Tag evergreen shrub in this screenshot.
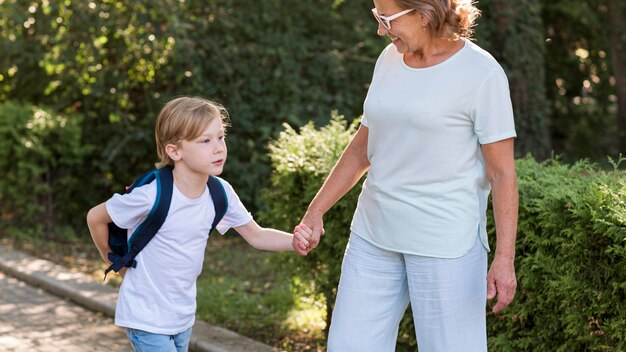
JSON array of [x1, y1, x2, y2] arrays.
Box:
[[488, 157, 626, 351], [261, 114, 626, 350], [259, 112, 362, 329]]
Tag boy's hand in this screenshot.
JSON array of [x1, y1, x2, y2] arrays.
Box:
[[293, 223, 313, 256]]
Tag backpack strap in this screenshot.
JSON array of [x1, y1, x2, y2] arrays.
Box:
[[207, 176, 228, 234], [104, 166, 174, 279]]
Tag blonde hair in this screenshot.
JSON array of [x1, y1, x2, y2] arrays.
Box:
[[154, 96, 230, 168], [396, 0, 481, 40]]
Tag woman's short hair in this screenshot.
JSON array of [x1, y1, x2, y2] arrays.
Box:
[[154, 96, 230, 168], [396, 0, 481, 40]]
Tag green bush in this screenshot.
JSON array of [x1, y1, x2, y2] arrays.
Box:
[[487, 157, 626, 351], [261, 114, 626, 350], [0, 101, 91, 238], [0, 0, 385, 212], [258, 112, 362, 332]]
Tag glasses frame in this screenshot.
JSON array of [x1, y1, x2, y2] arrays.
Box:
[[371, 7, 416, 31]]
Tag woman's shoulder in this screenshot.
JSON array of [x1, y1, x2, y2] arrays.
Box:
[[373, 43, 401, 71], [461, 39, 504, 72], [380, 43, 399, 59]]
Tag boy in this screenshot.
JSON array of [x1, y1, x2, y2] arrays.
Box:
[[87, 96, 311, 352]]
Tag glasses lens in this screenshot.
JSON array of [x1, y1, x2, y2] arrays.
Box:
[[371, 9, 390, 30]]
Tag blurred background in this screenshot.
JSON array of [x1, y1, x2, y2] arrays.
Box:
[[1, 0, 624, 230]]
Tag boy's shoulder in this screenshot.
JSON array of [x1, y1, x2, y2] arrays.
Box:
[[108, 179, 157, 205], [211, 176, 237, 195]]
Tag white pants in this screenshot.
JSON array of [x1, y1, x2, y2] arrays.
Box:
[[327, 233, 488, 352]]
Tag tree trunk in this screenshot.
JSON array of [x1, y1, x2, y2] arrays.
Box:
[[606, 0, 626, 155], [486, 0, 552, 159]]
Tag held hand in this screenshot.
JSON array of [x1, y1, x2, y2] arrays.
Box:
[[293, 224, 313, 256], [300, 209, 325, 253], [487, 255, 517, 313]]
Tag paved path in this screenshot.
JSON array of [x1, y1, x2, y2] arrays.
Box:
[[0, 271, 130, 351], [0, 245, 276, 352]]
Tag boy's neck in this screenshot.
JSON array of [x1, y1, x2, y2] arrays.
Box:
[[171, 167, 210, 199]]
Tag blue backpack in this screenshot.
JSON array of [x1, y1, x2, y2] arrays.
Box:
[[104, 166, 228, 280]]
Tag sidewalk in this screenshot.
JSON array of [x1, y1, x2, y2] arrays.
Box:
[[0, 271, 130, 351], [0, 245, 276, 352]]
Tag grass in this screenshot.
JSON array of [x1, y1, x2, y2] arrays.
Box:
[[0, 231, 328, 351], [197, 232, 327, 350]]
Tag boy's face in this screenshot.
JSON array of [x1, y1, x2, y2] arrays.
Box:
[[174, 118, 227, 177]]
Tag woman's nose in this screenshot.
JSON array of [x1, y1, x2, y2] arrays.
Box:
[[377, 23, 388, 37]]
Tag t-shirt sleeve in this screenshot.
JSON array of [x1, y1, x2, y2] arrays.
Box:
[[105, 182, 156, 230], [215, 178, 253, 235], [471, 67, 517, 144]]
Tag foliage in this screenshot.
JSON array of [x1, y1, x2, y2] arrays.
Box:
[[258, 112, 362, 333], [262, 115, 626, 349], [0, 0, 385, 214], [1, 0, 623, 238], [0, 101, 91, 238], [487, 157, 626, 351]]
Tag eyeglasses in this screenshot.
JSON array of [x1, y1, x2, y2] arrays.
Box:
[[371, 7, 415, 31]]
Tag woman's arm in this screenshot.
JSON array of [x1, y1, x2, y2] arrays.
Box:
[[482, 137, 518, 313], [299, 124, 371, 251]]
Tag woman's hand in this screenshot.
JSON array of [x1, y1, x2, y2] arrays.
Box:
[[299, 209, 325, 253], [487, 254, 517, 313]]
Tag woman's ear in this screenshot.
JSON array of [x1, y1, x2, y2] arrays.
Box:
[[165, 143, 182, 161], [420, 13, 429, 29]]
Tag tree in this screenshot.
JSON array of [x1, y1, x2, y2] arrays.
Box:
[[476, 0, 552, 160], [606, 0, 626, 154], [541, 0, 623, 160]]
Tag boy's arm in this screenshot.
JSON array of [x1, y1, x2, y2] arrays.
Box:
[[234, 220, 309, 255], [86, 202, 113, 264]]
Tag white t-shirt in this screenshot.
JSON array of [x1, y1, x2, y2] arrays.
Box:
[[106, 177, 252, 334], [351, 39, 516, 258]]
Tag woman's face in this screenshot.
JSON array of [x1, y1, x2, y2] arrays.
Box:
[[373, 0, 426, 54]]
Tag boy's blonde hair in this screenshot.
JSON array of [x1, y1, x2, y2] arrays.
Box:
[[154, 96, 230, 168]]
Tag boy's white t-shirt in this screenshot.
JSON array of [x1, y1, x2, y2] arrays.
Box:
[[106, 176, 252, 334], [351, 39, 516, 258]]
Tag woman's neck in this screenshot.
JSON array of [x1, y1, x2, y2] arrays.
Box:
[[404, 38, 464, 68]]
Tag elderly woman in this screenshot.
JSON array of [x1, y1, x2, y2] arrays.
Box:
[[294, 0, 518, 350]]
